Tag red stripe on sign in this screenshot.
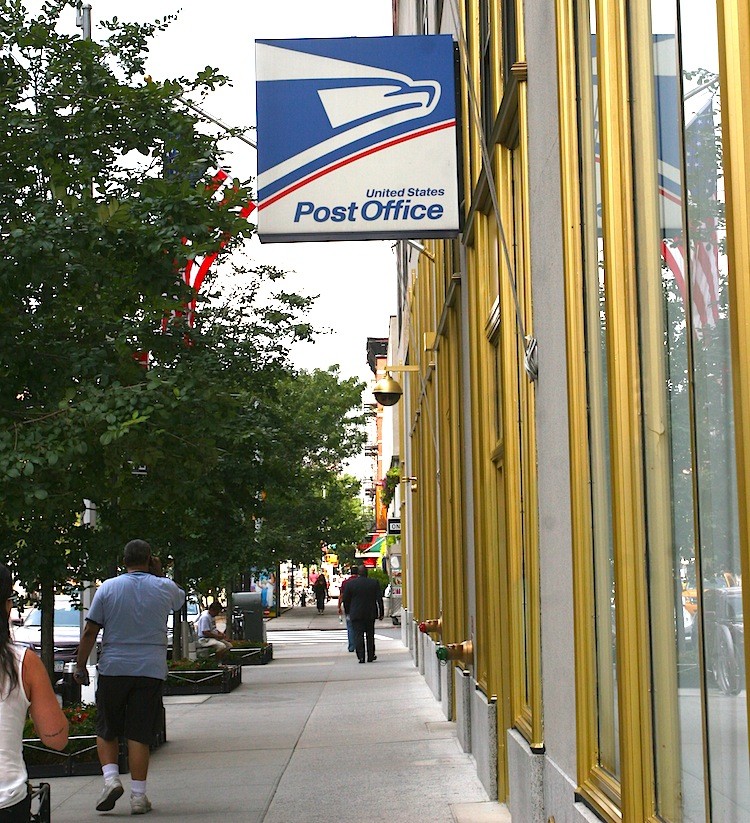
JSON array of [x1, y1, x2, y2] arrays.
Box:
[[258, 120, 456, 211]]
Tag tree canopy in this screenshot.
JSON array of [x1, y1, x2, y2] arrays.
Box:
[[0, 1, 369, 670], [255, 368, 369, 569]]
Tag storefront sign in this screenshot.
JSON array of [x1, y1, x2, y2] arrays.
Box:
[[255, 35, 459, 242], [387, 518, 401, 535]]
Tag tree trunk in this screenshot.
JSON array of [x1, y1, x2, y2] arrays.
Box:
[[40, 579, 55, 683], [172, 562, 183, 660], [226, 585, 235, 641]]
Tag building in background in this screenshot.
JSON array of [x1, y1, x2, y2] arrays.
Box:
[[356, 338, 389, 569], [387, 1, 750, 822]]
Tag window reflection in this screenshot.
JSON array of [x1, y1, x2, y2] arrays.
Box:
[[644, 1, 748, 820], [579, 1, 620, 779]]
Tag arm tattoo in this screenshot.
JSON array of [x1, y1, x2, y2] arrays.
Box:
[[45, 725, 66, 738]]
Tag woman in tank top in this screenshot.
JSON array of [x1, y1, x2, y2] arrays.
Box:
[[0, 564, 68, 822]]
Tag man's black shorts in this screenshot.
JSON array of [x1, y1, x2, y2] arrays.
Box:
[[0, 791, 30, 823], [96, 675, 163, 744]]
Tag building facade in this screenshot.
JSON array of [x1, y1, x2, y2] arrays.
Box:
[[387, 1, 750, 821]]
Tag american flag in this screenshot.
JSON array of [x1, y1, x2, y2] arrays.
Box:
[[660, 99, 721, 337], [161, 168, 256, 332], [592, 36, 722, 337]]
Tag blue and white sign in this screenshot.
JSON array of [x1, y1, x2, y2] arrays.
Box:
[[255, 35, 459, 243]]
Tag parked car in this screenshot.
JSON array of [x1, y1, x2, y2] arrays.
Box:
[[12, 595, 82, 673], [702, 586, 745, 696]]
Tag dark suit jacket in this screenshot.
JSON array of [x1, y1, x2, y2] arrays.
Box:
[[342, 576, 384, 621]]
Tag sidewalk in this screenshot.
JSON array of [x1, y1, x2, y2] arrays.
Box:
[[41, 607, 510, 822]]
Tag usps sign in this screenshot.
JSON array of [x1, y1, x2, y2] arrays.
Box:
[[255, 35, 459, 243]]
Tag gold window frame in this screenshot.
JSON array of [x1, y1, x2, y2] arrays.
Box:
[[556, 0, 656, 819], [491, 140, 541, 749], [718, 0, 750, 688], [556, 2, 620, 816], [457, 0, 542, 774], [558, 0, 750, 820]]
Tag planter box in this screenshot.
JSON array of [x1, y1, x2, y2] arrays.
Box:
[[163, 664, 241, 696], [227, 644, 273, 666], [24, 705, 166, 778], [24, 737, 128, 778]]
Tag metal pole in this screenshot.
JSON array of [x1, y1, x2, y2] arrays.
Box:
[[75, 2, 92, 40]]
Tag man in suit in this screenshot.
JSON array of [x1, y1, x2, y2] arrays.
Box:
[[342, 565, 384, 663], [337, 566, 359, 652]]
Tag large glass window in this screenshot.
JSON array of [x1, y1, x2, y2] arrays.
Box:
[[638, 2, 747, 820], [479, 0, 497, 146], [562, 0, 748, 818], [578, 1, 620, 782], [501, 0, 517, 83]]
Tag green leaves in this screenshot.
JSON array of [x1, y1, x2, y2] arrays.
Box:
[[0, 3, 367, 600], [0, 1, 251, 591]]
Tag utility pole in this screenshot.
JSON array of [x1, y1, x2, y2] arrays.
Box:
[[75, 2, 92, 40], [77, 2, 96, 692]]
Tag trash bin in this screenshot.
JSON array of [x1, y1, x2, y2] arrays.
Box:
[[54, 662, 82, 706], [232, 592, 267, 642]]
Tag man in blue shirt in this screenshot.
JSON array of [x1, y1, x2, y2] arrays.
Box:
[[75, 539, 185, 815]]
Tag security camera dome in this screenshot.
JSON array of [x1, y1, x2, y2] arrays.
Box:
[[372, 374, 403, 406]]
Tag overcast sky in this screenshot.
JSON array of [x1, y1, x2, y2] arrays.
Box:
[[51, 0, 397, 388]]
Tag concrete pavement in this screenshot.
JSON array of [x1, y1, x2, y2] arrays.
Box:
[[40, 607, 510, 822]]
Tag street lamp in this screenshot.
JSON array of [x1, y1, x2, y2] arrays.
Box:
[[372, 365, 419, 407]]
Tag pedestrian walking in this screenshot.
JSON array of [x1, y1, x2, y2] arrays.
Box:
[[337, 566, 359, 652], [74, 539, 185, 816], [312, 572, 329, 614], [1, 563, 69, 822], [342, 565, 384, 663]]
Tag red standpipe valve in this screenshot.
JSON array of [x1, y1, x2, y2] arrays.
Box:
[[418, 618, 442, 635]]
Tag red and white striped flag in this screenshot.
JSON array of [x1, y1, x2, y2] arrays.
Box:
[[660, 100, 721, 338], [661, 220, 720, 337], [160, 168, 256, 332]]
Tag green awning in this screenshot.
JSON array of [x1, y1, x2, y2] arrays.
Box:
[[356, 534, 387, 557]]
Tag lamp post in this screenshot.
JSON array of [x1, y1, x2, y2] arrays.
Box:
[[372, 364, 419, 406], [75, 2, 91, 40]]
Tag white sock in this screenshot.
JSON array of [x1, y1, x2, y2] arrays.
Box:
[[131, 780, 147, 797], [102, 764, 120, 781]]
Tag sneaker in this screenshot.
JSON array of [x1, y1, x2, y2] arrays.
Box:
[[130, 794, 152, 815], [95, 777, 124, 812]]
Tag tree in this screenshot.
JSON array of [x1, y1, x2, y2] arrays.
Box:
[[87, 280, 316, 589], [255, 368, 369, 569], [0, 0, 256, 673], [0, 2, 370, 671]]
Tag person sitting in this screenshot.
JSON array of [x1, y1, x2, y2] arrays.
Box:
[[196, 602, 232, 660]]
